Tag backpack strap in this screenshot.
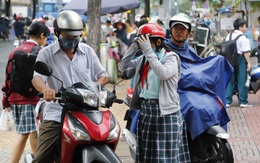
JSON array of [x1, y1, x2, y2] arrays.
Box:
[[29, 45, 40, 55], [234, 34, 244, 42], [229, 32, 233, 41]]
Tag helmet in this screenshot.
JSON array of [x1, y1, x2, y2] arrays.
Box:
[[32, 17, 46, 24], [251, 66, 260, 80], [136, 23, 165, 39], [54, 10, 83, 36], [169, 13, 192, 32]]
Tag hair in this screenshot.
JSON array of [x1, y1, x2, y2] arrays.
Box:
[[233, 18, 247, 30], [28, 21, 50, 38], [141, 15, 146, 19], [134, 20, 138, 26], [157, 19, 164, 25], [138, 19, 148, 28], [106, 20, 111, 24]]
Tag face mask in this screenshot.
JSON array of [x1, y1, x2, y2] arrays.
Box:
[[59, 36, 80, 50]]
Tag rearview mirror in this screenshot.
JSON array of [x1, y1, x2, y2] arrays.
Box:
[[121, 67, 135, 80], [34, 61, 53, 76]]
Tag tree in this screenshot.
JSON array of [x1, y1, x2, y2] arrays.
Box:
[[144, 0, 150, 18], [32, 0, 37, 19], [5, 0, 11, 17], [86, 0, 102, 57]]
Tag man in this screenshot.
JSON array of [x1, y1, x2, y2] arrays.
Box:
[[102, 19, 114, 42], [31, 10, 108, 163], [13, 16, 26, 40], [163, 13, 233, 140], [2, 21, 50, 163], [225, 18, 251, 108]]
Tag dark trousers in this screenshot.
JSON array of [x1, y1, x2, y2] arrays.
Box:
[[226, 55, 248, 104], [33, 120, 60, 163]]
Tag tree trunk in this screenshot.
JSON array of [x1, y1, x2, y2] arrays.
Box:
[[5, 0, 11, 17], [32, 0, 37, 19], [86, 0, 101, 58], [144, 0, 150, 18], [130, 9, 135, 27]]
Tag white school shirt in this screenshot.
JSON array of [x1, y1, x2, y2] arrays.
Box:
[[226, 30, 251, 55]]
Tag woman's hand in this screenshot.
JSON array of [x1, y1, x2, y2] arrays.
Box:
[[137, 34, 151, 52]]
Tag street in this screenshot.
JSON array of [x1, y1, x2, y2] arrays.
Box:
[[1, 40, 260, 163]]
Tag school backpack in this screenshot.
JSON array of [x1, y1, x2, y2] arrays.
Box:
[[220, 32, 244, 68], [6, 45, 39, 96]]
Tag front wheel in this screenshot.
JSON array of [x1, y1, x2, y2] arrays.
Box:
[[205, 136, 234, 163]]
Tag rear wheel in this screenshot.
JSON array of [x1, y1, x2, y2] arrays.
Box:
[[205, 137, 234, 163]]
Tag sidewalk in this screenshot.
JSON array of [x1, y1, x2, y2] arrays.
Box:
[[1, 79, 260, 163]]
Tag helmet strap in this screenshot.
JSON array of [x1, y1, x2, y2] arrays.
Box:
[[73, 44, 78, 54]]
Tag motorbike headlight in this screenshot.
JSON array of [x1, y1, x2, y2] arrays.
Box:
[[107, 119, 120, 141], [67, 113, 91, 141], [76, 88, 98, 107], [99, 91, 107, 107]]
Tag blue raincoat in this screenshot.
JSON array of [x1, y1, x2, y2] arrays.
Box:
[[164, 39, 233, 140]]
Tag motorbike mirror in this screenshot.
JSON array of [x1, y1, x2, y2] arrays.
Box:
[[34, 61, 53, 76], [121, 67, 135, 80], [34, 61, 64, 88]]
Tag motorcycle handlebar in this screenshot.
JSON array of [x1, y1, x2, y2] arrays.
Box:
[[37, 92, 61, 99], [114, 99, 123, 104]]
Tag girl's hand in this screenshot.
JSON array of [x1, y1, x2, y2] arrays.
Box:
[[137, 34, 151, 52]]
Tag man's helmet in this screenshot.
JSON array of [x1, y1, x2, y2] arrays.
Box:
[[169, 13, 192, 33], [136, 23, 165, 39], [32, 17, 46, 24], [54, 10, 83, 36]]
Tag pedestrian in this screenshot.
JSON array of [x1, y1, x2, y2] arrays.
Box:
[[156, 19, 167, 36], [1, 21, 50, 163], [125, 19, 134, 36], [225, 18, 252, 108], [102, 19, 114, 42], [113, 20, 130, 46], [31, 10, 109, 163], [119, 23, 191, 163], [13, 16, 26, 40]]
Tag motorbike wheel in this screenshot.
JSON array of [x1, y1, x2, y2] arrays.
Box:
[[205, 137, 234, 163]]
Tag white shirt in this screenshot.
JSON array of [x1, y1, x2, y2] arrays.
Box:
[[226, 30, 251, 55], [33, 41, 108, 122]]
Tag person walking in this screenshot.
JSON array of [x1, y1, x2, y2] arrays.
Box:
[[2, 21, 50, 163], [31, 10, 108, 163], [119, 23, 191, 163], [225, 18, 252, 108]]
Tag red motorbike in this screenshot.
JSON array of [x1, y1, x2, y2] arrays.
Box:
[[25, 61, 124, 163]]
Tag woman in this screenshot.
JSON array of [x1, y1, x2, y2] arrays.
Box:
[[119, 23, 190, 163]]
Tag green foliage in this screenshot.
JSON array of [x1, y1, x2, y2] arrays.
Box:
[[178, 0, 192, 14], [249, 2, 260, 12]]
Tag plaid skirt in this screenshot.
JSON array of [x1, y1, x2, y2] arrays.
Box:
[[136, 100, 191, 163], [11, 104, 37, 134]]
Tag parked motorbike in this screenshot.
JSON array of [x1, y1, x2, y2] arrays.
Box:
[[25, 61, 125, 163], [122, 68, 233, 162], [249, 45, 260, 94]]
